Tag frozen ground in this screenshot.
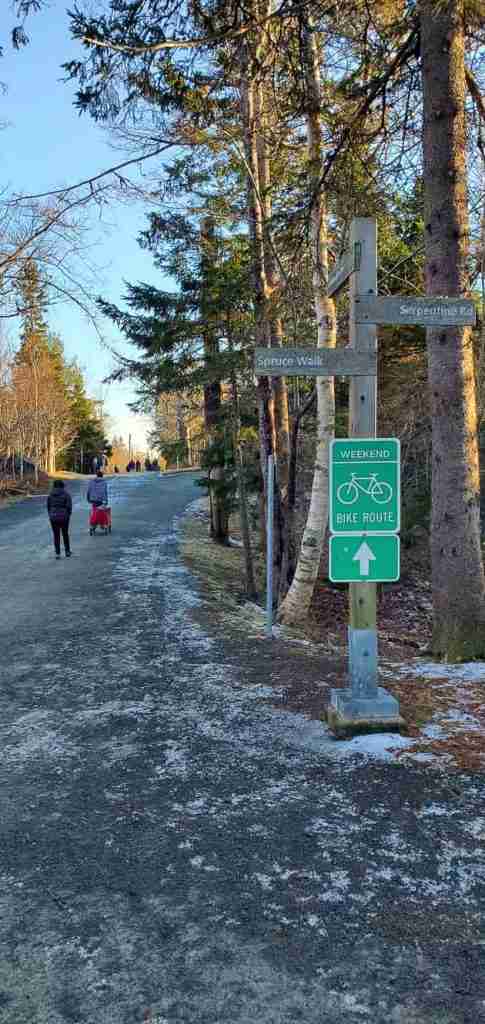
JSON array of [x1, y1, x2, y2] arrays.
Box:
[[0, 473, 484, 1023]]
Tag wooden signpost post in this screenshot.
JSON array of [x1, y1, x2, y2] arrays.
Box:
[[328, 218, 402, 734], [255, 216, 476, 735]]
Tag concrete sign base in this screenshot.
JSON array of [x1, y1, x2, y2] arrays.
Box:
[[326, 686, 404, 739]]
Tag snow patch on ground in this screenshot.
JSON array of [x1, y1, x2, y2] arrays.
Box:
[[402, 659, 485, 682]]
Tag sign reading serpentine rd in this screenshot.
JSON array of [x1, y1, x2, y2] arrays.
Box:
[[355, 294, 476, 327], [254, 347, 376, 377], [330, 438, 400, 534]]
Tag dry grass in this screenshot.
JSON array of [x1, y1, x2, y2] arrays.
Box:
[[180, 508, 265, 605], [0, 474, 51, 503]]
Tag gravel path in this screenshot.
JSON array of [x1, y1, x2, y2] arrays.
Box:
[[0, 473, 484, 1024]]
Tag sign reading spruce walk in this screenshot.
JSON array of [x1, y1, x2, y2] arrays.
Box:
[[254, 347, 376, 377]]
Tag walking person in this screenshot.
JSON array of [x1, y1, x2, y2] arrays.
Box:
[[87, 469, 108, 508], [87, 469, 110, 534], [47, 480, 72, 560]]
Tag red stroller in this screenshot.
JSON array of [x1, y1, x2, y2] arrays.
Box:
[[89, 504, 112, 535]]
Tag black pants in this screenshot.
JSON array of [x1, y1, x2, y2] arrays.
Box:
[[50, 518, 71, 555]]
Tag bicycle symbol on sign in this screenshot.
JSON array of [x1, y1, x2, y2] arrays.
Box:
[[336, 473, 393, 506]]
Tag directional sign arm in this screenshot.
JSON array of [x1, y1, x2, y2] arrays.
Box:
[[355, 294, 476, 326], [254, 347, 376, 377]]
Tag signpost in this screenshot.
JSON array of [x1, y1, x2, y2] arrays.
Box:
[[254, 215, 476, 736], [326, 219, 403, 733]]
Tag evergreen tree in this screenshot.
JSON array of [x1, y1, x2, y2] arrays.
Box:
[[60, 361, 111, 472], [16, 258, 49, 362]]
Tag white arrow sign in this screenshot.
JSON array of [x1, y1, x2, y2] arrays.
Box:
[[353, 541, 376, 577]]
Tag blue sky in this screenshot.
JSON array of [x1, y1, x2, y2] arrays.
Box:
[[1, 0, 168, 449]]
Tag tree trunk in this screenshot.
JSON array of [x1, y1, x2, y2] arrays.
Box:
[[236, 444, 258, 600], [278, 17, 336, 626], [241, 30, 291, 603], [255, 73, 291, 596], [255, 72, 290, 497], [186, 421, 192, 466], [240, 47, 276, 556], [421, 0, 485, 659], [200, 216, 227, 543], [228, 328, 258, 600], [278, 389, 316, 603], [48, 430, 56, 474]]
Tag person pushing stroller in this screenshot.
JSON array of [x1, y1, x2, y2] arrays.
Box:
[[87, 470, 111, 535]]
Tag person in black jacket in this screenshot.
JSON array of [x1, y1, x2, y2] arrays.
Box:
[[47, 480, 72, 559]]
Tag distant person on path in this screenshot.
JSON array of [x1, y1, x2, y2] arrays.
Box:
[[91, 455, 98, 473], [135, 459, 141, 472], [87, 470, 108, 508], [47, 480, 72, 560]]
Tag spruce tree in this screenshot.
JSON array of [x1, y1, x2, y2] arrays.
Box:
[[16, 258, 49, 363]]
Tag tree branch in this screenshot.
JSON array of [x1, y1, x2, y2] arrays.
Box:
[[316, 26, 419, 196], [8, 142, 175, 204], [81, 10, 283, 57]]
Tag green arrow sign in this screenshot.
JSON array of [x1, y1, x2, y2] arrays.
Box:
[[329, 534, 400, 583], [330, 438, 400, 534]]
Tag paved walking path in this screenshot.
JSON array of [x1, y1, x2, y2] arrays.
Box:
[[0, 473, 484, 1023]]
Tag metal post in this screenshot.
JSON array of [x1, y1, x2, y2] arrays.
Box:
[[266, 454, 274, 638]]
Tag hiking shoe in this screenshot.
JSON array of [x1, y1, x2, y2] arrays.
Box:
[[55, 554, 61, 560], [66, 552, 71, 557]]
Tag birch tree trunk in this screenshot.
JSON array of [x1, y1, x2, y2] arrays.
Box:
[[278, 17, 336, 626], [421, 0, 485, 659]]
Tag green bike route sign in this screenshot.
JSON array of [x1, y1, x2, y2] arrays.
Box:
[[329, 534, 400, 583], [329, 438, 400, 535]]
